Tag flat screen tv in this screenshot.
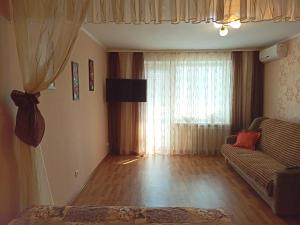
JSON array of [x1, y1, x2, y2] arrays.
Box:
[[106, 78, 147, 102]]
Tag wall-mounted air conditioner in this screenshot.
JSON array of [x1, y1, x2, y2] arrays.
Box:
[[259, 43, 288, 63]]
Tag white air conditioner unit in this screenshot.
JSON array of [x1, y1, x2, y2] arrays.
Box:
[[259, 43, 287, 63]]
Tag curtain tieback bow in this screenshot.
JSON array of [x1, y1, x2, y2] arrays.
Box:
[[11, 90, 45, 147]]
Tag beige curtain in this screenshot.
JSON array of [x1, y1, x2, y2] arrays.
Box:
[[240, 0, 300, 22], [86, 0, 300, 24], [119, 53, 135, 155], [231, 51, 264, 134], [107, 52, 145, 155], [12, 0, 89, 210]]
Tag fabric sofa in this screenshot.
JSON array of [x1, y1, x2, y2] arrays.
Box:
[[221, 118, 300, 215]]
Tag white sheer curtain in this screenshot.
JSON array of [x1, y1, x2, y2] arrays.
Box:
[[141, 52, 232, 155]]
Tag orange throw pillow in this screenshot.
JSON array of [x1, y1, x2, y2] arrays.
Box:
[[233, 131, 261, 150]]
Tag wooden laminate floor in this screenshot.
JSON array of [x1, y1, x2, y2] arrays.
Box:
[[73, 155, 300, 225]]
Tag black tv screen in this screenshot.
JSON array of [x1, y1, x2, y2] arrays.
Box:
[[106, 79, 147, 102]]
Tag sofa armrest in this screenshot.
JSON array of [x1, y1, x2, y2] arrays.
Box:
[[226, 135, 237, 144], [273, 168, 300, 215]]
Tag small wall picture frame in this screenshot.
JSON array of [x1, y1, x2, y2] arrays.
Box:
[[48, 82, 56, 90], [88, 59, 94, 91], [71, 61, 79, 100]]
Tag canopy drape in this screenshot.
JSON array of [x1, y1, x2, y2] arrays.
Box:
[[86, 0, 300, 24], [11, 0, 90, 210], [13, 0, 90, 93]]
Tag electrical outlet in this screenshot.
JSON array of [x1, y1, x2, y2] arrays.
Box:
[[74, 170, 79, 177]]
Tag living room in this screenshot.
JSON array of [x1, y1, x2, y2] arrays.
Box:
[[0, 1, 300, 225]]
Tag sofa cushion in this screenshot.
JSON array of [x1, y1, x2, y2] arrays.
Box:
[[260, 119, 300, 167], [233, 131, 261, 150], [222, 144, 286, 196]]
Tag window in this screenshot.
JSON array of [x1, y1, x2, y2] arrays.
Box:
[[142, 52, 232, 154], [145, 53, 232, 125], [173, 59, 232, 124]]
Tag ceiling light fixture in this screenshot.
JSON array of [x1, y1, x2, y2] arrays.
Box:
[[219, 25, 229, 36], [213, 16, 241, 37]]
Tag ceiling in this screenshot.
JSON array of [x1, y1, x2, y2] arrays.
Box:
[[83, 21, 300, 50]]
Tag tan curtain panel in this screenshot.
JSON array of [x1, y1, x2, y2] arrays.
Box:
[[231, 51, 264, 134], [108, 53, 121, 154], [86, 0, 300, 24], [107, 52, 145, 155], [132, 53, 144, 154], [11, 0, 89, 210]]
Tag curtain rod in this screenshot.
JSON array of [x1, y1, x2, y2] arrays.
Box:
[[107, 48, 262, 53]]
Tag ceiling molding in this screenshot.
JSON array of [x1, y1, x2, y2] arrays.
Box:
[[80, 26, 106, 49], [107, 48, 262, 53], [279, 31, 300, 43]]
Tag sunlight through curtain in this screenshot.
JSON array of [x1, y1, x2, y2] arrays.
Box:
[[141, 53, 232, 155]]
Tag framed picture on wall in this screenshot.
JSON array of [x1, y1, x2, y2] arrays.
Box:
[[88, 59, 94, 91], [71, 61, 79, 100], [48, 82, 56, 90]]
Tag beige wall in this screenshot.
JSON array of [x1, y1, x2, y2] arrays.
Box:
[[264, 36, 300, 123], [0, 16, 108, 224], [0, 16, 21, 225], [40, 29, 109, 204]]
